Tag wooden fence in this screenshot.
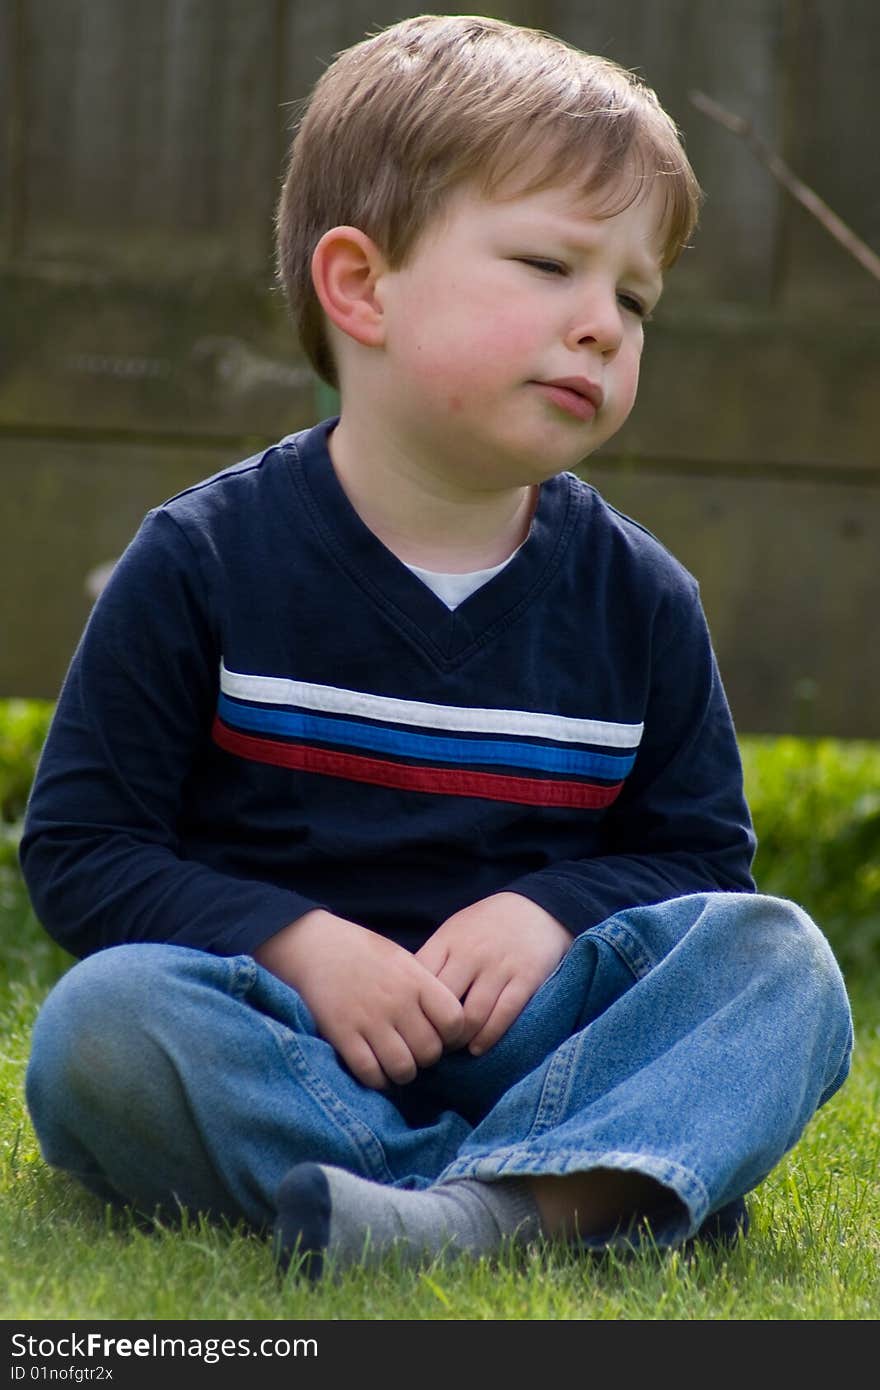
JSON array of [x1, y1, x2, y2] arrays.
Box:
[[2, 0, 879, 734]]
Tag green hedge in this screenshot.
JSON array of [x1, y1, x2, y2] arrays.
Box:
[[2, 701, 878, 976], [741, 737, 880, 977], [0, 699, 53, 869]]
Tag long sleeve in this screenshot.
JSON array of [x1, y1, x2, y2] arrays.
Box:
[[19, 509, 322, 960], [507, 584, 757, 934]]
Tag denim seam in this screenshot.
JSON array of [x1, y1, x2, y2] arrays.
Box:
[[228, 954, 260, 1000], [589, 918, 657, 981], [242, 954, 395, 1183], [527, 1034, 580, 1137], [266, 1020, 395, 1183]]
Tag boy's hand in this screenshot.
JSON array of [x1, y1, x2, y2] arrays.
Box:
[[415, 893, 574, 1056], [253, 909, 465, 1091]]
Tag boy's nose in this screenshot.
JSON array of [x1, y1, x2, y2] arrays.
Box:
[[564, 296, 623, 357]]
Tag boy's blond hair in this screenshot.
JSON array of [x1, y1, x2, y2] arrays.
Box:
[[276, 13, 702, 388]]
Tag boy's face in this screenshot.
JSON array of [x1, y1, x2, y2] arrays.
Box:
[[373, 173, 665, 488]]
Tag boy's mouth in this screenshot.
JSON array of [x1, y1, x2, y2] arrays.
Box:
[[534, 377, 603, 422]]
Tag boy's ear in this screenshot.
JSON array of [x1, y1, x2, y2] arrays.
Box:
[[310, 227, 388, 349]]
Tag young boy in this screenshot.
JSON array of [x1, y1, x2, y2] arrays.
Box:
[[21, 15, 852, 1278]]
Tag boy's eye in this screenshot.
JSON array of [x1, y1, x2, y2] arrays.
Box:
[[617, 291, 651, 321], [517, 257, 567, 276]]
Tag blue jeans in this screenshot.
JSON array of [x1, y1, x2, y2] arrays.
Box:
[[26, 893, 852, 1246]]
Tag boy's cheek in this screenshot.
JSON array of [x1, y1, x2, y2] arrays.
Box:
[[403, 347, 508, 405], [414, 330, 535, 401], [604, 352, 641, 420], [400, 285, 533, 365], [472, 309, 540, 364]]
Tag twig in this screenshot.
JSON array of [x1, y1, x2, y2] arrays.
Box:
[[689, 89, 880, 284]]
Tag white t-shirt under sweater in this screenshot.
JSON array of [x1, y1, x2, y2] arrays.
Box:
[[404, 552, 518, 609]]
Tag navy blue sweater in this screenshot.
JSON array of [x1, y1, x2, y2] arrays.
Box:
[[20, 418, 756, 959]]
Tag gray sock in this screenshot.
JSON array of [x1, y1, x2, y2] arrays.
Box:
[[275, 1163, 542, 1277]]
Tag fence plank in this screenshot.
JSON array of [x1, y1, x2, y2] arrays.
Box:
[[612, 312, 880, 471], [20, 0, 280, 270], [777, 0, 880, 310], [2, 434, 235, 699], [587, 458, 880, 737], [0, 0, 16, 253], [17, 0, 81, 245]]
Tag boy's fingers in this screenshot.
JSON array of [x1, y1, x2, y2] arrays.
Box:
[[417, 946, 479, 1014], [467, 977, 534, 1055], [458, 971, 506, 1043], [371, 1026, 419, 1086], [398, 1012, 446, 1070], [414, 937, 447, 976], [419, 973, 466, 1045], [340, 1034, 390, 1092], [432, 955, 477, 1005]]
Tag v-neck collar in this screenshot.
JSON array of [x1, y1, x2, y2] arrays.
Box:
[[283, 418, 578, 667]]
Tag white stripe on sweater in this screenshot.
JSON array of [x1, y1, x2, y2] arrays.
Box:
[[220, 662, 643, 749]]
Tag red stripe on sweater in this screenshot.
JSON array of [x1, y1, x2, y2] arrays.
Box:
[[212, 717, 623, 810]]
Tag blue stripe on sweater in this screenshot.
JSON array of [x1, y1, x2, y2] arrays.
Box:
[[217, 694, 636, 779]]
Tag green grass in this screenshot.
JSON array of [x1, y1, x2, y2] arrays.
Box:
[[2, 725, 879, 1320]]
